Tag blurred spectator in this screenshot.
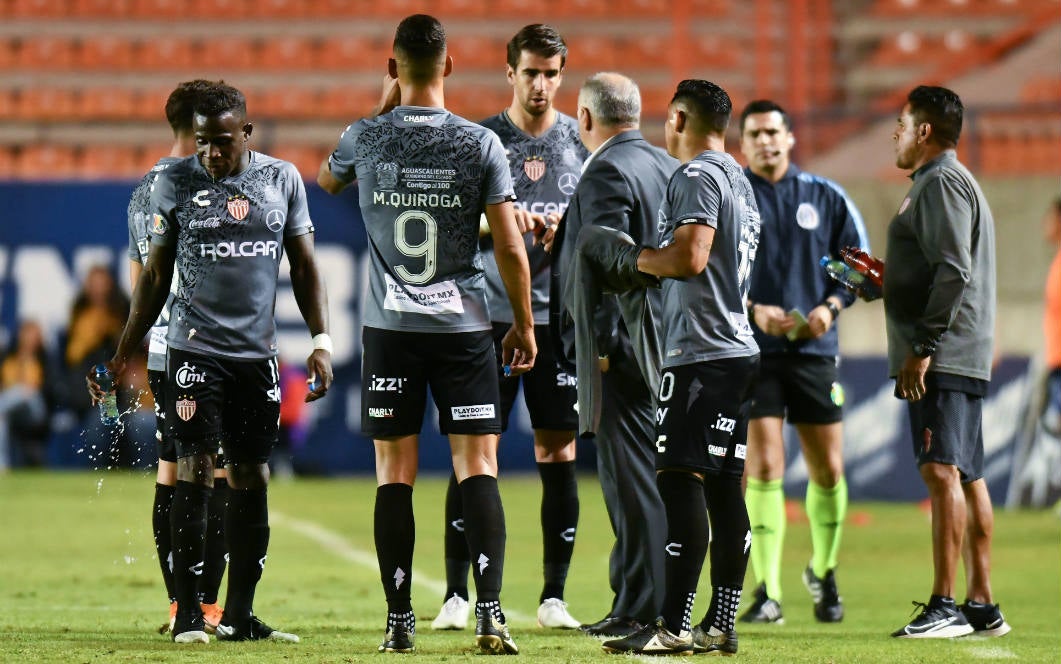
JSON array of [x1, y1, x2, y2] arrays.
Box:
[[0, 319, 62, 468], [273, 360, 311, 479], [1043, 195, 1061, 435]]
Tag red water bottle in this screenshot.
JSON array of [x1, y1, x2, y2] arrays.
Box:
[[840, 247, 884, 290]]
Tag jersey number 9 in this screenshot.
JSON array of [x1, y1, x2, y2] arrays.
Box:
[[394, 209, 438, 285]]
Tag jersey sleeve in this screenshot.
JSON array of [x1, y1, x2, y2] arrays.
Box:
[[148, 169, 179, 247], [327, 121, 363, 185], [127, 217, 142, 262], [481, 129, 515, 205], [282, 161, 314, 238], [669, 162, 723, 229]]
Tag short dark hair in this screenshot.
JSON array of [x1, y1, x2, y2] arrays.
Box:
[[165, 79, 214, 134], [671, 79, 731, 135], [193, 81, 246, 120], [394, 14, 446, 83], [506, 24, 567, 70], [739, 99, 791, 133], [907, 85, 963, 148]]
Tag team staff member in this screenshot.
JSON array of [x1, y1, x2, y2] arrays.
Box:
[[885, 85, 1009, 639], [100, 81, 332, 644], [432, 23, 588, 632], [737, 100, 869, 625], [318, 14, 535, 655]]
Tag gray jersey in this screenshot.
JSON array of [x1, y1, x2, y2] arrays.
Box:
[[657, 151, 760, 367], [149, 152, 314, 359], [479, 111, 589, 323], [128, 157, 180, 371], [328, 106, 514, 333]]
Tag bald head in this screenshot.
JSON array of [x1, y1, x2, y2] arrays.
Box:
[[578, 72, 641, 128]]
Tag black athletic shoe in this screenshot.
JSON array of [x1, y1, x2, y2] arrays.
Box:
[[891, 597, 973, 638], [691, 624, 738, 655], [959, 600, 1011, 637], [582, 616, 645, 638], [803, 566, 844, 623], [215, 615, 300, 642], [601, 617, 692, 655], [378, 622, 415, 653], [475, 611, 518, 655], [738, 583, 784, 624]]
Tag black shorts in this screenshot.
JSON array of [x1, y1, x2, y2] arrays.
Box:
[[750, 354, 843, 424], [906, 379, 984, 483], [361, 326, 502, 438], [492, 322, 577, 433], [148, 369, 176, 463], [166, 348, 280, 463], [655, 355, 760, 478]]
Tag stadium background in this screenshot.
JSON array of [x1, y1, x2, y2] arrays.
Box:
[[1, 0, 1058, 503]]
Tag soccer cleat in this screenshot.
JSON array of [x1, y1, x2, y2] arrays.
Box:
[[430, 593, 469, 630], [215, 615, 300, 642], [891, 598, 974, 638], [959, 600, 1011, 637], [691, 624, 738, 655], [475, 611, 519, 655], [738, 584, 784, 624], [173, 630, 209, 644], [378, 623, 415, 653], [581, 615, 644, 638], [600, 617, 693, 655], [159, 601, 178, 635], [200, 603, 224, 634], [537, 598, 581, 629], [802, 566, 844, 623]]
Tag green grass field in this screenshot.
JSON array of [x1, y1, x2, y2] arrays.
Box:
[[0, 470, 1056, 663]]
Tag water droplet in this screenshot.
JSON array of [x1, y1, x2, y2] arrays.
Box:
[[96, 478, 104, 495]]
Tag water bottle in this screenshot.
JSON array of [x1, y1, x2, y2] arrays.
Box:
[[95, 364, 120, 426], [840, 246, 884, 289], [820, 257, 881, 300]]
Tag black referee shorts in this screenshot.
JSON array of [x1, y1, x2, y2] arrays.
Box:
[[750, 354, 843, 424]]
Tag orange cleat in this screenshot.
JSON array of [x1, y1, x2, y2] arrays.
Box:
[[201, 603, 224, 634]]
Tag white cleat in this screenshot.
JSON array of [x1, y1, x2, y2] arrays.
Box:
[[173, 630, 210, 644], [431, 594, 470, 630], [537, 598, 581, 629]]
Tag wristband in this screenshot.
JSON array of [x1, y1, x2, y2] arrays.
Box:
[[312, 333, 333, 354], [824, 301, 840, 321]]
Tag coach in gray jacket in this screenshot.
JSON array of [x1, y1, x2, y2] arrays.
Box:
[[884, 85, 1009, 639], [545, 72, 676, 638]]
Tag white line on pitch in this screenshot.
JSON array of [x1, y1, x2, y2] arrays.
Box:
[[271, 511, 532, 624]]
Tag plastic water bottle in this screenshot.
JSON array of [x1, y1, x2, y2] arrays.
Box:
[[840, 246, 884, 289], [95, 364, 120, 426], [820, 257, 881, 300]]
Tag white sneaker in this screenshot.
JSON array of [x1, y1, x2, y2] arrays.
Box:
[[537, 598, 581, 629], [431, 594, 469, 630], [173, 630, 210, 644]]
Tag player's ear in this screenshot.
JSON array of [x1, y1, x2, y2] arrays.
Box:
[[443, 54, 453, 77], [242, 123, 253, 139], [388, 58, 398, 79], [505, 64, 516, 86], [673, 108, 686, 134]]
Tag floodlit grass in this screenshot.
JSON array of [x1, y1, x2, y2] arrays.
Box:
[[0, 470, 1056, 662]]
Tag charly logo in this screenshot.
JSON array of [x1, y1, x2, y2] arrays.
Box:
[[265, 209, 285, 232], [523, 156, 546, 181], [227, 194, 250, 220], [557, 171, 579, 196], [175, 362, 206, 388], [376, 162, 399, 190]]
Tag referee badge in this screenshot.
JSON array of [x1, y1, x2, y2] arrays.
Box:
[[523, 156, 546, 182], [227, 194, 250, 221], [175, 397, 197, 421], [830, 382, 845, 407]]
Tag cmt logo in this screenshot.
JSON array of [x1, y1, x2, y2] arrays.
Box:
[[199, 241, 278, 261], [174, 362, 206, 389]]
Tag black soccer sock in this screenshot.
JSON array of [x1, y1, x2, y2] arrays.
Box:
[[170, 480, 210, 630], [375, 483, 415, 614], [460, 474, 506, 604], [442, 471, 470, 602], [200, 476, 229, 605], [702, 475, 751, 632], [657, 470, 709, 633], [538, 460, 579, 603], [222, 487, 269, 626], [152, 482, 177, 604]]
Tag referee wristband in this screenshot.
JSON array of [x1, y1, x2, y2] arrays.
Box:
[[312, 333, 333, 354]]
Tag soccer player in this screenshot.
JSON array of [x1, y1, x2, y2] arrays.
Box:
[[601, 79, 760, 656], [126, 79, 230, 636], [100, 81, 332, 644], [317, 14, 535, 655], [737, 100, 868, 624], [885, 85, 1009, 638], [431, 23, 588, 632]]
